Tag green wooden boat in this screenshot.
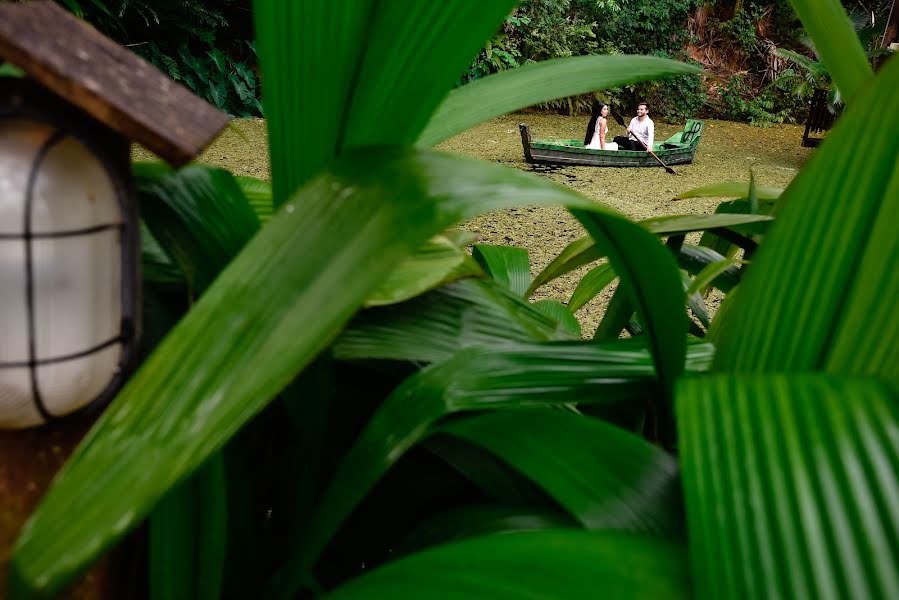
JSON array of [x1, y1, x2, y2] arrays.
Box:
[[519, 119, 704, 167]]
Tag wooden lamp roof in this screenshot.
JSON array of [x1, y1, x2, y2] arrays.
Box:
[[0, 1, 230, 166]]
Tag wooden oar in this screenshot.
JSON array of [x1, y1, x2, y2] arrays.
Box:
[[633, 134, 677, 175]]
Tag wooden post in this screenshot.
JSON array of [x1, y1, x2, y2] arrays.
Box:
[[882, 0, 898, 48], [519, 123, 534, 163], [876, 0, 898, 70], [0, 416, 120, 598]]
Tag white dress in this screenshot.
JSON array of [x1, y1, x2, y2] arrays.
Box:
[[585, 119, 617, 150]]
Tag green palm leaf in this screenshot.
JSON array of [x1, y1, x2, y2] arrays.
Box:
[[234, 175, 273, 223], [11, 148, 683, 599], [341, 1, 517, 149], [268, 340, 713, 597], [396, 505, 577, 555], [530, 213, 771, 294], [336, 279, 573, 363], [366, 236, 484, 307], [323, 531, 690, 600], [712, 56, 899, 383], [472, 244, 531, 298], [137, 165, 260, 292], [440, 411, 684, 538], [417, 55, 702, 146], [677, 374, 899, 599], [253, 0, 374, 203], [673, 181, 782, 201], [255, 0, 516, 204], [568, 264, 616, 313], [532, 299, 582, 337]]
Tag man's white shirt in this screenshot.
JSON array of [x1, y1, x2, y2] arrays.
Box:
[[628, 116, 654, 148]]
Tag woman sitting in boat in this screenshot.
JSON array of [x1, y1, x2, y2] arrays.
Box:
[[583, 101, 618, 151]]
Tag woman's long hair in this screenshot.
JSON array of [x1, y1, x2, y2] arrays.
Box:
[[583, 100, 606, 146]]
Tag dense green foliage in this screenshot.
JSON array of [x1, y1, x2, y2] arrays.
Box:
[[4, 1, 898, 599], [464, 0, 894, 123], [52, 0, 896, 123], [53, 0, 261, 116]]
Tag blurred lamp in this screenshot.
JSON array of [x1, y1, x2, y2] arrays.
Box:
[[0, 2, 228, 428], [0, 83, 138, 427]]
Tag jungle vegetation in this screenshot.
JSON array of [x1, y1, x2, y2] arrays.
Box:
[[6, 0, 897, 598]]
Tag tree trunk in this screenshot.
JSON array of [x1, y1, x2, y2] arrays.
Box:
[[882, 0, 898, 48]]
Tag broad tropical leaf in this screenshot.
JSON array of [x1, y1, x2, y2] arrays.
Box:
[[528, 237, 596, 296], [141, 223, 183, 284], [641, 213, 772, 238], [234, 175, 273, 223], [253, 0, 375, 203], [11, 148, 683, 599], [323, 531, 691, 600], [341, 1, 518, 149], [148, 455, 227, 600], [531, 299, 581, 337], [255, 0, 517, 204], [440, 411, 684, 538], [686, 258, 745, 297], [267, 340, 713, 597], [395, 505, 576, 555], [472, 244, 531, 298], [137, 165, 260, 292], [677, 374, 899, 599], [366, 236, 484, 307], [712, 55, 899, 384], [336, 279, 573, 363], [529, 213, 770, 294], [682, 272, 709, 329], [676, 245, 741, 293], [568, 264, 616, 313]]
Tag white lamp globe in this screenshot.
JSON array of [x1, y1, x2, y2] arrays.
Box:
[[0, 116, 137, 428]]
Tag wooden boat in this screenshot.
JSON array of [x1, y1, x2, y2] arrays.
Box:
[[519, 119, 704, 167]]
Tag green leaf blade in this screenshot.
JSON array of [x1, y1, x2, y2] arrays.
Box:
[[344, 0, 518, 149], [366, 237, 483, 307], [254, 0, 376, 204], [677, 374, 899, 599], [472, 244, 531, 298], [568, 264, 616, 313], [338, 279, 573, 364], [11, 147, 680, 598], [440, 411, 684, 538], [712, 56, 899, 380], [418, 55, 702, 146], [137, 165, 261, 292], [323, 531, 691, 600]]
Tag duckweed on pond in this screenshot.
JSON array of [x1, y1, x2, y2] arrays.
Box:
[[135, 114, 813, 335]]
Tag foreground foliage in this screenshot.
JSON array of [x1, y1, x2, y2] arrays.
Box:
[[9, 1, 898, 599]]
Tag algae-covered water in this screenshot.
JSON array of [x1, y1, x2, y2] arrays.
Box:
[[137, 114, 813, 335]]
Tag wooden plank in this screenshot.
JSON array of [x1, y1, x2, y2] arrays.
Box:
[[0, 1, 228, 165]]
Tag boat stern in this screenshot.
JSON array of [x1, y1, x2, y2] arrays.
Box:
[[519, 123, 535, 163]]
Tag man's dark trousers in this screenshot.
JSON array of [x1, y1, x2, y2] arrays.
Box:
[[612, 136, 646, 150]]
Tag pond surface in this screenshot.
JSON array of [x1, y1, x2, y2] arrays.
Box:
[[137, 114, 814, 336], [435, 114, 813, 335]]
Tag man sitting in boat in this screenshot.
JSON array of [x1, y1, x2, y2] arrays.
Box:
[[583, 101, 618, 150], [613, 102, 654, 151]]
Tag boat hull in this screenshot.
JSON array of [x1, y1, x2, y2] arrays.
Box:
[[519, 122, 701, 168]]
